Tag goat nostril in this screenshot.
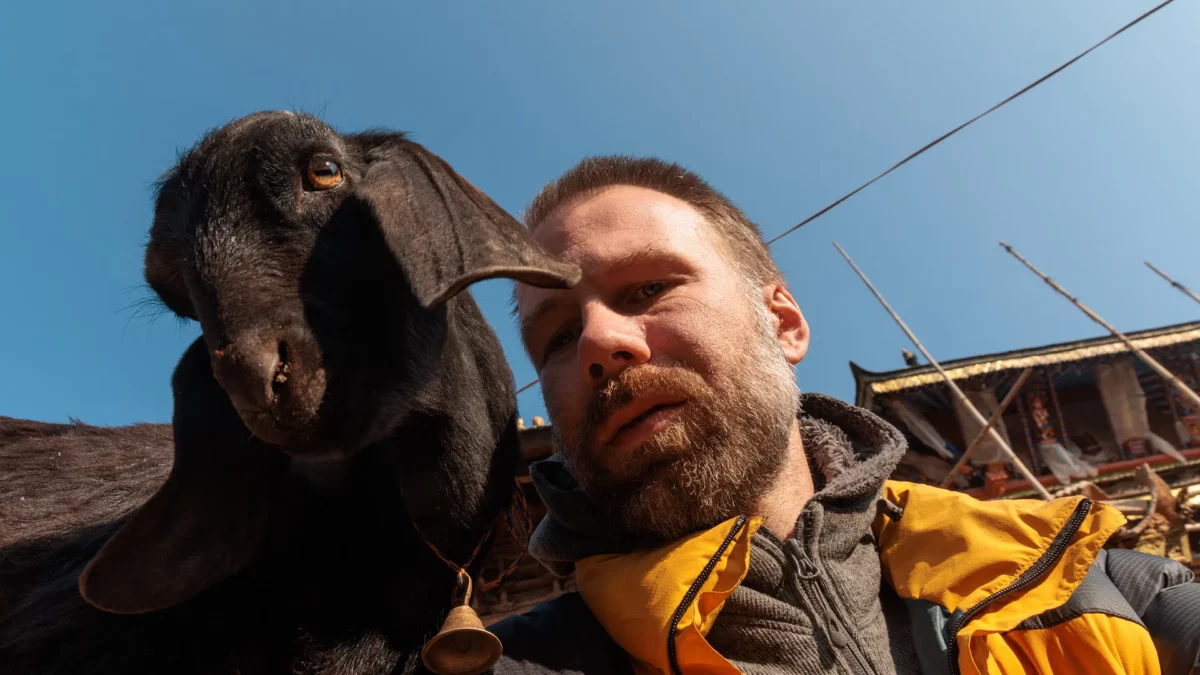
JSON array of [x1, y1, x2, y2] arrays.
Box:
[[589, 363, 603, 380], [272, 341, 291, 394]]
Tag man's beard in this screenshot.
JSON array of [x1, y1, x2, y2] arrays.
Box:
[[553, 300, 800, 543]]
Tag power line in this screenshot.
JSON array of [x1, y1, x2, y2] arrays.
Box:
[[516, 0, 1181, 397], [765, 0, 1178, 245]]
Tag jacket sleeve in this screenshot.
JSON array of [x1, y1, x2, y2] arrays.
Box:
[[486, 592, 634, 675], [1103, 548, 1200, 675]]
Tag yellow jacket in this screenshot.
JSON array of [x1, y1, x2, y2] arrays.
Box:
[[570, 482, 1195, 675]]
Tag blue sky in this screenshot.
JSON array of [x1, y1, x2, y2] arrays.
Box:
[[1, 1, 1197, 426]]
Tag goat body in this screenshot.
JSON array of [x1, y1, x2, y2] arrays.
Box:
[[1, 299, 519, 674], [0, 111, 578, 674]]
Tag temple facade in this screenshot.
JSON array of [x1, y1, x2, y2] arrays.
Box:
[[852, 320, 1200, 498], [475, 321, 1200, 622]]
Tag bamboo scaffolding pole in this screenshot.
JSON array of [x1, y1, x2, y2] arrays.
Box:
[[940, 368, 1034, 489], [833, 241, 1053, 499], [1000, 242, 1200, 411], [1145, 261, 1200, 307]]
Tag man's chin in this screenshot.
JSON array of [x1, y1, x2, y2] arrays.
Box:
[[588, 441, 689, 486], [580, 454, 709, 538]]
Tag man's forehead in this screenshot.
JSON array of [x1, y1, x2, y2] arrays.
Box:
[[515, 185, 720, 322], [532, 185, 708, 262]]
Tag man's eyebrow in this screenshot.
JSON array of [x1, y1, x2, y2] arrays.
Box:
[[608, 245, 679, 276], [518, 245, 683, 339], [519, 296, 568, 342]]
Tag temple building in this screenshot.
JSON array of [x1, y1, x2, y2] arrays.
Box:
[[853, 320, 1200, 497], [474, 321, 1200, 622]]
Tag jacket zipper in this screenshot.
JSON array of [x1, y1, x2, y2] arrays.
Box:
[[667, 515, 748, 675], [813, 584, 874, 675], [944, 498, 1093, 675], [784, 541, 873, 675]]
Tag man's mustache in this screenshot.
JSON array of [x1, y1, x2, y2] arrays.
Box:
[[579, 363, 710, 450]]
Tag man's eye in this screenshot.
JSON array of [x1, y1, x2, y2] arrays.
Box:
[[633, 281, 666, 301], [544, 328, 578, 359]]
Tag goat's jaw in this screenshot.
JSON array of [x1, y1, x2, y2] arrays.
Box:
[[290, 453, 352, 488], [234, 404, 367, 459], [236, 408, 309, 448]]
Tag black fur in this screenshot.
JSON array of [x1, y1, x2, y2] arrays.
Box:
[[0, 111, 578, 674]]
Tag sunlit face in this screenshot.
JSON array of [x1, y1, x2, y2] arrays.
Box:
[[516, 185, 806, 541]]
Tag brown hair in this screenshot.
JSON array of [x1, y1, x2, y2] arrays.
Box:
[[523, 156, 783, 287]]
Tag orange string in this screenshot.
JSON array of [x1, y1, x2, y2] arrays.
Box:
[[415, 479, 533, 596], [481, 483, 533, 592]]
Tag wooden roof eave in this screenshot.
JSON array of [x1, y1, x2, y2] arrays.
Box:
[[850, 320, 1200, 403], [849, 361, 877, 409]]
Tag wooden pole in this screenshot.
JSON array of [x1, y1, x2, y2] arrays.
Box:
[[1145, 261, 1200, 307], [1000, 242, 1200, 410], [940, 368, 1034, 489], [833, 241, 1053, 499]]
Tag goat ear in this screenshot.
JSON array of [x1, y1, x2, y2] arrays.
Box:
[[79, 338, 288, 614], [144, 238, 197, 320], [143, 171, 198, 320], [356, 140, 580, 309]]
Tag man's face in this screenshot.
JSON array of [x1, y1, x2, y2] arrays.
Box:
[[517, 186, 806, 541]]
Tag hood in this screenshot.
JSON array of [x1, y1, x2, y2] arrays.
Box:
[[527, 392, 908, 576]]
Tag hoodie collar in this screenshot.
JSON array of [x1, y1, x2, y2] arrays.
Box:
[[528, 393, 908, 575]]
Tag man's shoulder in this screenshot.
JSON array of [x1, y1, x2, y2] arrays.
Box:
[[489, 591, 597, 642], [488, 592, 633, 674]]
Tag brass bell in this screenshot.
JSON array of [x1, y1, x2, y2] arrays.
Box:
[[421, 572, 503, 675]]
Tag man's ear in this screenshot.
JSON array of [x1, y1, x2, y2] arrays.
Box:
[[354, 138, 580, 309], [763, 283, 809, 366], [79, 338, 289, 614]]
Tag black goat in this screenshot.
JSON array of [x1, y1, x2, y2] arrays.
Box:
[[0, 111, 578, 674]]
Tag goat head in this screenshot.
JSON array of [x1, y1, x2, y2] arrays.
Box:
[[78, 111, 577, 615]]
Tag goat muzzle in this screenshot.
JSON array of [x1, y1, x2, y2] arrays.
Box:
[[209, 332, 326, 447]]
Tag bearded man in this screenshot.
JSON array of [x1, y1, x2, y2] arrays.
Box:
[[486, 157, 1200, 675]]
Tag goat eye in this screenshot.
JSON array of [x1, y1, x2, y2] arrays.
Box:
[[306, 158, 342, 191]]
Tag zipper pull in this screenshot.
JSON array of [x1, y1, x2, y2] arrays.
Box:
[[877, 497, 904, 522], [784, 539, 820, 579], [826, 614, 850, 648]]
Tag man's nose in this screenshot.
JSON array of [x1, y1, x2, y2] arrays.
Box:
[[577, 303, 651, 386]]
